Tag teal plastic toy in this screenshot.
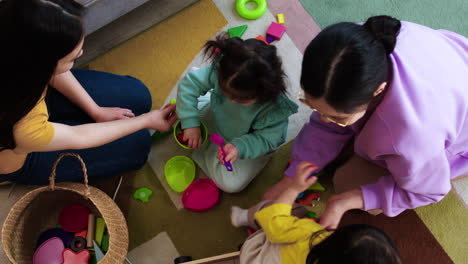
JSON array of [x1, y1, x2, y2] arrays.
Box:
[[236, 0, 267, 20], [93, 240, 105, 262]]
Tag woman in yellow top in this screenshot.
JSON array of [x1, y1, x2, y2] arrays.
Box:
[[231, 162, 402, 264], [0, 0, 176, 184]]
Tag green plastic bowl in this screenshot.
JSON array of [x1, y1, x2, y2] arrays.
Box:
[[164, 156, 196, 193], [173, 120, 208, 150]]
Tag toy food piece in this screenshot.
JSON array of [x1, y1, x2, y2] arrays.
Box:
[[59, 204, 90, 232], [86, 214, 95, 248], [89, 252, 97, 264], [176, 133, 188, 145], [297, 192, 305, 199], [133, 187, 153, 203], [36, 228, 73, 249], [306, 211, 317, 219], [165, 156, 196, 193], [94, 217, 106, 246], [33, 237, 64, 264], [247, 227, 257, 236], [63, 248, 90, 264], [75, 230, 87, 239], [70, 236, 87, 252], [228, 25, 248, 38], [266, 22, 286, 40], [236, 0, 267, 20], [101, 233, 110, 252], [304, 192, 321, 202], [93, 240, 105, 262], [182, 178, 220, 212]]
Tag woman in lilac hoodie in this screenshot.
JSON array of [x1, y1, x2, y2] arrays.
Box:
[[264, 16, 468, 228]]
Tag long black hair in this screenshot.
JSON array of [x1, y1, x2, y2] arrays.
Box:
[[301, 15, 401, 113], [307, 224, 401, 264], [203, 33, 287, 104], [0, 0, 84, 151]]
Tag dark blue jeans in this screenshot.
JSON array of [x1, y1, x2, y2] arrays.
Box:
[[0, 69, 152, 185]]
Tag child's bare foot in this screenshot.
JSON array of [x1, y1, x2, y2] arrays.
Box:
[[263, 176, 294, 200]]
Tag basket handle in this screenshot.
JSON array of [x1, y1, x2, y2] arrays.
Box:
[[49, 153, 90, 198]]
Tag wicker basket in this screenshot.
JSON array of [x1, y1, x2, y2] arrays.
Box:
[[2, 153, 129, 264]]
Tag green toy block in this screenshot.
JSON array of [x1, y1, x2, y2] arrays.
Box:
[[306, 211, 317, 219], [95, 217, 106, 246], [89, 252, 97, 264], [228, 25, 248, 38], [101, 233, 109, 252], [308, 181, 325, 192]]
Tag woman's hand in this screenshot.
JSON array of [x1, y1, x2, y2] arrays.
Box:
[[144, 103, 178, 132], [184, 127, 202, 149], [218, 143, 239, 164], [92, 106, 135, 122], [319, 188, 364, 229]]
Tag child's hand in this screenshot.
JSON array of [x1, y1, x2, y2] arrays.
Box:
[[183, 127, 202, 149], [290, 161, 319, 193], [218, 143, 238, 164]]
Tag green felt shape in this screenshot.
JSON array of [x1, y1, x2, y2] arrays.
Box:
[[228, 25, 248, 38]]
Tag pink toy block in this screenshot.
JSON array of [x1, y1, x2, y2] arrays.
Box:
[[266, 22, 286, 40]]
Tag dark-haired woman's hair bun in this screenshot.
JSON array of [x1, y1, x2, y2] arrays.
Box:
[[364, 15, 401, 54]]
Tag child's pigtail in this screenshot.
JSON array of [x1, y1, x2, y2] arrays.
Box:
[[203, 33, 228, 62]]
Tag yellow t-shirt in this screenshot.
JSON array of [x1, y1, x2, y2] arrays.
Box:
[[0, 94, 55, 174], [255, 204, 330, 264]]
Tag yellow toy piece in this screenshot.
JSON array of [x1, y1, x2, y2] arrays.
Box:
[[308, 181, 325, 192], [94, 217, 106, 246], [277, 13, 285, 24]]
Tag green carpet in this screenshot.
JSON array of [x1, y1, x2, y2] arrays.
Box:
[[299, 0, 468, 37]]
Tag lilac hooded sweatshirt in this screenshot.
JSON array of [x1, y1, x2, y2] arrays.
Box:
[[286, 22, 468, 217]]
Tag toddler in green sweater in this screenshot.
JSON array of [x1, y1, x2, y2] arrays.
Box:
[[176, 33, 298, 193]]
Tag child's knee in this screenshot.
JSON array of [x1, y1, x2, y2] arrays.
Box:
[[216, 181, 247, 193]]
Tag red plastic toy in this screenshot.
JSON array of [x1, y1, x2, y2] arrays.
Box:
[[75, 230, 87, 239], [176, 133, 189, 145], [182, 178, 219, 212], [59, 204, 90, 232], [63, 249, 90, 264]]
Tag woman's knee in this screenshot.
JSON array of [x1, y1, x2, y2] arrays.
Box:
[[122, 76, 152, 115]]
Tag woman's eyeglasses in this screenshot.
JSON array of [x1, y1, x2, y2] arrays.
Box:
[[296, 90, 351, 127]]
